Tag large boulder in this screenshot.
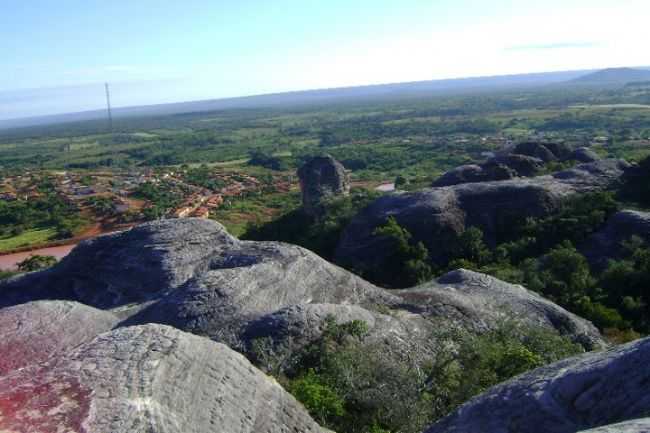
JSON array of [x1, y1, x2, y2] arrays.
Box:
[[0, 300, 118, 375], [432, 164, 514, 187], [424, 336, 650, 433], [0, 219, 601, 355], [510, 141, 572, 162], [396, 269, 604, 349], [432, 155, 544, 188], [298, 155, 350, 216], [123, 238, 395, 347], [0, 324, 328, 433], [0, 218, 239, 309], [579, 419, 650, 433], [242, 303, 437, 369], [571, 147, 601, 163], [488, 154, 544, 177], [337, 159, 629, 270], [581, 210, 650, 270]]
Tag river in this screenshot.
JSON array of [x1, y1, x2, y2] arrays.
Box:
[[0, 244, 78, 271]]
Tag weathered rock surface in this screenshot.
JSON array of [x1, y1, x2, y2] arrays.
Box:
[[424, 336, 650, 433], [337, 159, 628, 269], [242, 303, 437, 367], [432, 164, 514, 187], [432, 155, 544, 187], [571, 147, 601, 163], [0, 300, 118, 375], [579, 419, 650, 433], [0, 218, 239, 309], [582, 210, 650, 269], [298, 155, 350, 216], [0, 219, 601, 355], [0, 324, 328, 433], [123, 238, 395, 346], [512, 141, 562, 162], [489, 154, 545, 177], [395, 269, 604, 350]]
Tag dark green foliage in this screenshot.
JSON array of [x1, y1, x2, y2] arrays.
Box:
[[504, 192, 620, 256], [85, 196, 116, 216], [244, 189, 381, 261], [620, 155, 650, 205], [369, 216, 433, 288], [287, 370, 346, 424], [183, 165, 227, 191], [16, 254, 58, 272], [598, 236, 650, 332], [247, 149, 289, 171], [0, 270, 19, 280], [133, 181, 185, 220], [0, 192, 85, 242], [276, 317, 581, 433]]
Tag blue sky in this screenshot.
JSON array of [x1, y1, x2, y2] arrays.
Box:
[[1, 0, 649, 120]]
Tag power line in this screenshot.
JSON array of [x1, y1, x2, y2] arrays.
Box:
[[105, 82, 113, 133]]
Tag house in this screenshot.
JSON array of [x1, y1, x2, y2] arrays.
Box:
[[191, 207, 210, 219], [172, 207, 193, 218]]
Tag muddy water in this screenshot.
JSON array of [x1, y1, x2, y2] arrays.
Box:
[[0, 244, 77, 271]]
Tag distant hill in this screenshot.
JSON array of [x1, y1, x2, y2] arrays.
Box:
[[572, 67, 650, 84], [0, 69, 593, 130]]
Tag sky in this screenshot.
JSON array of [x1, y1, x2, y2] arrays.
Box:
[[1, 0, 649, 120]]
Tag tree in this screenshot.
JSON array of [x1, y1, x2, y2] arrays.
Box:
[[372, 216, 433, 287], [17, 255, 58, 272]]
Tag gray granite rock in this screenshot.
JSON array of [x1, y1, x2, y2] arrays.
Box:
[[582, 210, 650, 269], [579, 419, 650, 433], [424, 336, 650, 433], [432, 164, 515, 187], [298, 155, 350, 216], [571, 147, 601, 163], [0, 218, 239, 309], [395, 269, 604, 350], [512, 141, 561, 162], [0, 219, 603, 357], [337, 159, 628, 269], [0, 300, 119, 375], [0, 324, 328, 433]]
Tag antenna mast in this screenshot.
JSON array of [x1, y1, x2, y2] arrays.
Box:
[[105, 82, 113, 133]]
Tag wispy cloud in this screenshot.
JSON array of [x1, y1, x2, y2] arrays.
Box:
[[505, 41, 603, 51]]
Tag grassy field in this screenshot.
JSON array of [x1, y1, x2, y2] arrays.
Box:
[[0, 228, 57, 252]]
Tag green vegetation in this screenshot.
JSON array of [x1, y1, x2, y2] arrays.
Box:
[[244, 189, 381, 259], [0, 228, 58, 252], [369, 216, 433, 287], [0, 187, 86, 251], [16, 254, 58, 272], [254, 316, 581, 433], [133, 181, 185, 220]]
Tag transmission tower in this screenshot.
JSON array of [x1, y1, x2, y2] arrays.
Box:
[[105, 82, 113, 133]]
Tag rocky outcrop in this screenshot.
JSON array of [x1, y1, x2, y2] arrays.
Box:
[[432, 155, 544, 187], [337, 159, 629, 269], [242, 303, 437, 369], [0, 324, 328, 433], [432, 164, 515, 187], [489, 154, 545, 177], [578, 419, 650, 433], [123, 237, 395, 347], [396, 269, 604, 350], [298, 155, 350, 216], [571, 147, 601, 163], [582, 210, 650, 269], [0, 218, 239, 309], [0, 300, 118, 375], [424, 336, 650, 433], [0, 219, 601, 355], [512, 141, 565, 162]]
